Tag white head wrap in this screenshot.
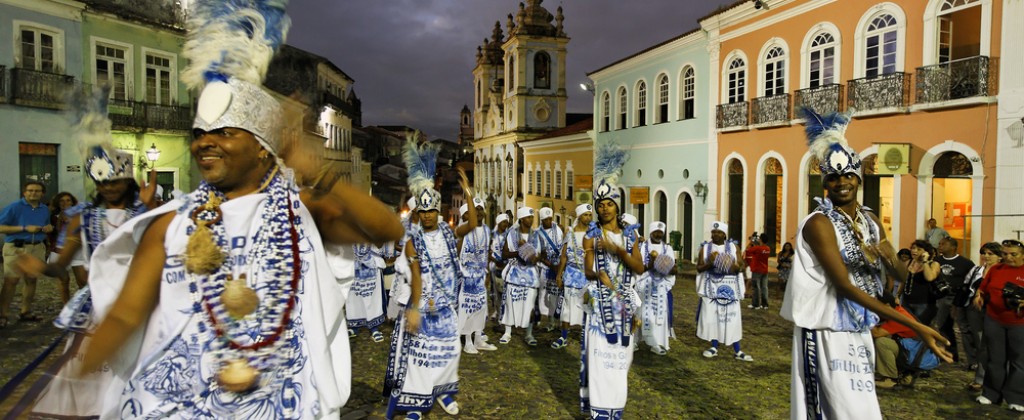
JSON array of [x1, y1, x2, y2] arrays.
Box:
[[459, 203, 469, 217], [495, 213, 509, 226], [517, 206, 535, 220], [539, 207, 553, 220], [575, 203, 593, 217], [622, 213, 638, 226], [649, 221, 666, 236], [709, 220, 728, 234]]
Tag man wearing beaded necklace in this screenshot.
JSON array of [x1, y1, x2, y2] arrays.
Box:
[[537, 207, 565, 332], [782, 108, 952, 419], [639, 221, 678, 355], [550, 203, 593, 349], [499, 206, 543, 346], [76, 79, 403, 418], [695, 221, 753, 361], [489, 213, 511, 322], [456, 198, 497, 354], [385, 167, 476, 420]]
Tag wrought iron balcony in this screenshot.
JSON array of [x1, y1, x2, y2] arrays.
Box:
[[794, 84, 844, 115], [915, 56, 997, 104], [321, 91, 358, 117], [716, 101, 749, 129], [0, 66, 7, 103], [751, 94, 791, 126], [847, 72, 911, 112], [10, 68, 75, 110], [108, 99, 192, 132]]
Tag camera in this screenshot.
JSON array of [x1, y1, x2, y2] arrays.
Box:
[[749, 232, 760, 244], [1003, 283, 1024, 315]]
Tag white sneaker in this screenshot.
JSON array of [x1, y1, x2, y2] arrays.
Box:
[[976, 396, 993, 405], [463, 343, 479, 354], [702, 347, 719, 358], [476, 340, 497, 351], [1009, 404, 1024, 412], [747, 304, 755, 309]]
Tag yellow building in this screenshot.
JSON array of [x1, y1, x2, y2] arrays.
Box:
[[521, 118, 593, 228]]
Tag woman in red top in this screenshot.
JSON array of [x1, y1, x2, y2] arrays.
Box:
[[973, 239, 1024, 412]]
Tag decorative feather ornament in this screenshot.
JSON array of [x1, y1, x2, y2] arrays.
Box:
[[67, 85, 135, 182], [181, 0, 291, 90], [593, 142, 629, 202], [799, 106, 861, 178], [402, 133, 442, 211]]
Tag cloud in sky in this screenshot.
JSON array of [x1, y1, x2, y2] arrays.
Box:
[[286, 0, 737, 139]]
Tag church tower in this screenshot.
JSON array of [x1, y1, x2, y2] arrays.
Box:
[[472, 22, 505, 139], [502, 0, 569, 132], [459, 104, 473, 145]]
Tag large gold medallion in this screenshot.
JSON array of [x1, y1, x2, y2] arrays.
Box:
[[222, 274, 259, 319], [217, 359, 259, 393]]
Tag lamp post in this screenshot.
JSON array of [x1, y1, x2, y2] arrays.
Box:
[[559, 205, 567, 227], [145, 143, 161, 167], [694, 180, 708, 204]]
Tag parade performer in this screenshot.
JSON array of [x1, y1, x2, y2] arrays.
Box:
[[13, 85, 156, 418], [580, 142, 645, 419], [639, 221, 678, 355], [695, 221, 753, 361], [74, 1, 404, 417], [781, 108, 950, 419], [550, 203, 592, 349], [347, 242, 387, 342], [489, 213, 510, 321], [383, 138, 477, 420], [499, 206, 543, 346], [538, 206, 565, 331], [458, 198, 497, 354]]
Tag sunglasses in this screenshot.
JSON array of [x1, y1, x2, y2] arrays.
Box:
[[1004, 239, 1024, 248]]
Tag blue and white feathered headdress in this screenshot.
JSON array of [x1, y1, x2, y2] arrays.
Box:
[[800, 107, 861, 179], [402, 134, 441, 212], [183, 0, 290, 157], [593, 141, 629, 203], [67, 85, 134, 183]]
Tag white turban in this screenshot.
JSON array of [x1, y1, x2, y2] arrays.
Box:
[[495, 213, 510, 226], [539, 207, 553, 220], [622, 213, 638, 226], [709, 220, 728, 233], [459, 203, 469, 217], [517, 206, 535, 220], [649, 221, 666, 236], [575, 203, 593, 217]]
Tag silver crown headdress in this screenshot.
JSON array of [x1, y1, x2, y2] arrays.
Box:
[[800, 107, 861, 179]]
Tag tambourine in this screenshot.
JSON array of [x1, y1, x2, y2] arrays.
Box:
[[653, 254, 674, 276], [518, 243, 537, 261]]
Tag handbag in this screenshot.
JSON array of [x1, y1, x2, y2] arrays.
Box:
[[897, 337, 940, 372]]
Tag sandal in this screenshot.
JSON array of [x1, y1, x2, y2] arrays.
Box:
[[19, 313, 43, 322], [525, 336, 538, 346], [437, 395, 459, 415], [371, 330, 385, 342], [551, 336, 568, 349]]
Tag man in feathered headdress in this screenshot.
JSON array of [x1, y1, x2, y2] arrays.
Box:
[[781, 108, 951, 419], [76, 1, 404, 418], [384, 138, 476, 420], [579, 142, 646, 419]]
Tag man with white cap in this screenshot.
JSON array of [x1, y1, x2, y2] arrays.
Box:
[[696, 221, 754, 361], [537, 206, 565, 331], [550, 203, 593, 349], [489, 213, 511, 321], [781, 108, 951, 419], [499, 206, 543, 345], [457, 197, 497, 354], [638, 221, 678, 355]]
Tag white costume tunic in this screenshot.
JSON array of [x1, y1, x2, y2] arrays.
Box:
[[695, 241, 745, 345], [29, 206, 141, 418], [384, 225, 461, 417], [388, 217, 418, 320], [346, 244, 386, 330], [87, 183, 354, 419], [639, 240, 676, 350], [560, 230, 589, 326], [500, 228, 542, 328], [581, 231, 640, 420], [781, 199, 884, 420], [458, 224, 490, 334], [489, 228, 507, 314], [537, 224, 564, 318]]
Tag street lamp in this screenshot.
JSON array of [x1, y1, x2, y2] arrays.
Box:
[[694, 180, 708, 203], [145, 143, 161, 165], [579, 81, 595, 96]]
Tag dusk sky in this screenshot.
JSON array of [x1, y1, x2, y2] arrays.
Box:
[[287, 0, 739, 139]]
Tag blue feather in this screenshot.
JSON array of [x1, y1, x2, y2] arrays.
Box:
[[402, 135, 439, 193], [800, 106, 852, 145], [593, 142, 629, 183]]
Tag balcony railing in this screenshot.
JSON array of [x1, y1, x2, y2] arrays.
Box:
[[321, 91, 358, 117], [10, 67, 75, 110], [847, 72, 911, 112], [751, 93, 791, 126], [0, 66, 7, 103], [108, 99, 192, 132], [794, 84, 844, 115], [716, 101, 749, 129], [915, 56, 997, 104]]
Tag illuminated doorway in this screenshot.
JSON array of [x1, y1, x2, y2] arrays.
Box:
[[807, 156, 823, 213], [862, 155, 895, 241], [762, 157, 783, 254], [932, 152, 973, 254]]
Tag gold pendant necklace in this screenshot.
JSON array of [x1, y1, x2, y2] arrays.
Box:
[[217, 359, 259, 393], [222, 274, 259, 319]]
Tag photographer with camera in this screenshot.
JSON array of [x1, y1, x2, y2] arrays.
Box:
[[935, 237, 975, 363], [899, 240, 941, 326], [972, 239, 1024, 412]]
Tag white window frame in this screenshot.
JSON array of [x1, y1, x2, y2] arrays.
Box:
[[601, 91, 610, 132], [800, 24, 842, 89], [91, 36, 134, 101], [679, 65, 696, 120], [544, 163, 552, 198], [554, 161, 562, 199], [617, 86, 628, 129], [13, 21, 65, 73], [635, 79, 647, 127], [758, 38, 789, 97], [922, 0, 991, 66], [565, 162, 574, 198], [141, 47, 178, 105], [721, 50, 748, 104], [853, 3, 907, 79], [527, 163, 534, 195], [656, 73, 670, 124]]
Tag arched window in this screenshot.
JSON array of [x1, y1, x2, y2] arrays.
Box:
[[680, 66, 695, 120], [865, 14, 898, 78], [656, 74, 669, 124], [763, 46, 785, 96], [618, 87, 628, 129], [566, 164, 574, 198], [601, 91, 610, 132], [527, 164, 534, 195], [635, 80, 647, 127], [544, 167, 552, 197], [555, 167, 562, 199], [535, 168, 542, 194], [508, 56, 515, 93], [534, 52, 550, 89], [476, 79, 481, 106], [808, 32, 837, 88], [727, 57, 746, 103]]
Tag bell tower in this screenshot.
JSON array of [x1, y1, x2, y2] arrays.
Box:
[[471, 22, 506, 139], [502, 0, 569, 132]]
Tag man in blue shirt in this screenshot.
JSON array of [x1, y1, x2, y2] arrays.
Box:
[[0, 181, 53, 327]]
